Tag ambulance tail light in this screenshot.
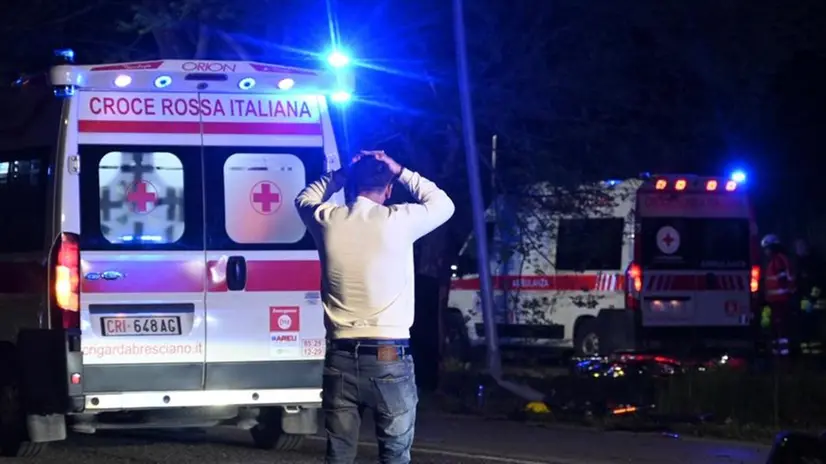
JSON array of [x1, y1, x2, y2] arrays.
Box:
[[706, 180, 718, 191], [750, 265, 760, 293], [625, 262, 642, 310], [674, 179, 687, 191], [51, 233, 80, 329], [655, 179, 667, 190], [725, 180, 737, 192]]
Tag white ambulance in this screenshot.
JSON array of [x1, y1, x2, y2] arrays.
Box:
[[447, 174, 761, 358], [0, 51, 353, 456]]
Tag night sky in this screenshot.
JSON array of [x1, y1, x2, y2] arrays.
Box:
[[2, 0, 826, 245]]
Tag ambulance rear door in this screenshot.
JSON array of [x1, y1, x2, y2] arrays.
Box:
[[637, 180, 752, 328], [77, 89, 208, 396], [638, 215, 699, 326], [202, 93, 330, 398], [690, 212, 752, 326]]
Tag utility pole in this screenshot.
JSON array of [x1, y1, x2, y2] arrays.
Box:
[[491, 134, 498, 190], [451, 0, 545, 403], [452, 0, 502, 378]]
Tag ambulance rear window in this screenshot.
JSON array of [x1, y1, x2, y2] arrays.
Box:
[[641, 217, 750, 270], [555, 218, 624, 271], [98, 151, 185, 244]]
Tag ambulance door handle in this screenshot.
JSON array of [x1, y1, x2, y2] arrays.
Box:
[[226, 255, 247, 291]]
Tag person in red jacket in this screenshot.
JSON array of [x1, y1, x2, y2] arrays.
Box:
[[762, 234, 796, 356]]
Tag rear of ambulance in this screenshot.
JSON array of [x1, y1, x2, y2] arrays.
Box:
[[45, 55, 353, 444], [625, 175, 760, 354]]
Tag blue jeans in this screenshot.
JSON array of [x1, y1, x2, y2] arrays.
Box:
[[322, 341, 418, 464]]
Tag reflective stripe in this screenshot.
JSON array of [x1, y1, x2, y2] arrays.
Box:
[[766, 273, 786, 281]]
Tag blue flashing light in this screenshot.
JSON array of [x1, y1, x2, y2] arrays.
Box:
[[154, 75, 172, 88], [54, 48, 75, 64], [730, 170, 746, 183], [326, 51, 350, 68], [119, 235, 163, 243], [330, 91, 352, 103], [238, 77, 256, 90]]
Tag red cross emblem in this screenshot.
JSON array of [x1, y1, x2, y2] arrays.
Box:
[[662, 233, 674, 247], [126, 180, 158, 214], [250, 181, 283, 215]]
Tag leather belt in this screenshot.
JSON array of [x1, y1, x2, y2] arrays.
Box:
[[329, 338, 410, 356]]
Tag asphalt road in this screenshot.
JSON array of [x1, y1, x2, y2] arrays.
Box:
[[0, 413, 772, 464], [0, 428, 538, 464]]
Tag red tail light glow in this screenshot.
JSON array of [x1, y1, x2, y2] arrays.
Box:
[[655, 179, 667, 190], [750, 265, 760, 293], [625, 262, 643, 310], [628, 263, 642, 292], [705, 180, 718, 191], [725, 180, 737, 191], [54, 233, 80, 329], [675, 179, 687, 191]]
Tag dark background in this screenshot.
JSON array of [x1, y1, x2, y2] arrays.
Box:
[[3, 0, 826, 388]]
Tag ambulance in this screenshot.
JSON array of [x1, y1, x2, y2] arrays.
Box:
[[0, 50, 353, 457], [447, 174, 761, 358]]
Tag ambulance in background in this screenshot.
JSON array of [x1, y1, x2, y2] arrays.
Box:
[[446, 174, 760, 358], [0, 51, 353, 457]]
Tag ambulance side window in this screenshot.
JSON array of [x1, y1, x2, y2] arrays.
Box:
[[79, 145, 204, 251], [555, 218, 624, 271], [0, 152, 49, 253]]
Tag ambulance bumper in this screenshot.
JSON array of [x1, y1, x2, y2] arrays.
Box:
[[81, 387, 322, 411]]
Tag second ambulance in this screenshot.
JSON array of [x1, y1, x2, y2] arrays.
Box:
[[448, 174, 760, 357]]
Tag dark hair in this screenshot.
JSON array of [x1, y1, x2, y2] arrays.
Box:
[[349, 156, 395, 194]]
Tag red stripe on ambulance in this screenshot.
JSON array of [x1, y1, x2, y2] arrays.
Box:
[[81, 260, 205, 293], [90, 61, 165, 71], [646, 274, 747, 292], [207, 260, 321, 292], [82, 260, 321, 293], [78, 120, 322, 135], [450, 273, 625, 291]]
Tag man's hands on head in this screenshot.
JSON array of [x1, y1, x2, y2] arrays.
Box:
[[358, 150, 403, 176]]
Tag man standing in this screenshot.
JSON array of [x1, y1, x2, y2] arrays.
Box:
[[761, 234, 796, 356], [295, 151, 455, 464], [794, 239, 826, 356]]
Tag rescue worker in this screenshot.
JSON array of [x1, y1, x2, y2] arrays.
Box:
[[760, 234, 795, 357], [794, 239, 826, 356]]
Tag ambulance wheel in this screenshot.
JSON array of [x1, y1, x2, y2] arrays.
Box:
[[574, 318, 600, 357], [0, 381, 47, 457], [250, 422, 306, 451]]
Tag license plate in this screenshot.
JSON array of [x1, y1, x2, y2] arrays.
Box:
[[101, 316, 182, 336]]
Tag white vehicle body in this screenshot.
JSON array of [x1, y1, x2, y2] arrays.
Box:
[[0, 56, 353, 456], [447, 176, 759, 357]]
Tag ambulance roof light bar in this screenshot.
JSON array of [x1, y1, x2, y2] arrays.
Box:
[[48, 57, 355, 101], [645, 175, 742, 192]]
